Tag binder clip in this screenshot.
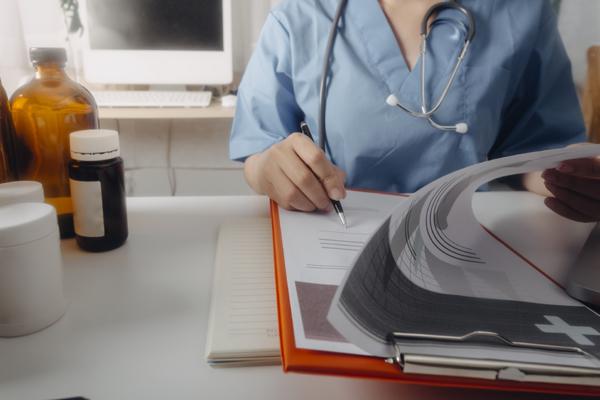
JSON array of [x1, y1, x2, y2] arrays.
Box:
[[384, 330, 600, 380]]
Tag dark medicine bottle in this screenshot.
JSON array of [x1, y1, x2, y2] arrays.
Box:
[[10, 48, 98, 238], [69, 129, 128, 252], [0, 78, 17, 183]]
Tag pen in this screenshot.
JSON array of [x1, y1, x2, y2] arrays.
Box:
[[299, 121, 347, 227]]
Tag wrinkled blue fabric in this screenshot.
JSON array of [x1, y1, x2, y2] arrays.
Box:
[[230, 0, 585, 193]]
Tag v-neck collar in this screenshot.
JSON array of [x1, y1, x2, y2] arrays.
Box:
[[344, 0, 469, 109], [344, 0, 411, 95]]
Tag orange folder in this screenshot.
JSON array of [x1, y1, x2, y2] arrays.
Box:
[[270, 200, 600, 397]]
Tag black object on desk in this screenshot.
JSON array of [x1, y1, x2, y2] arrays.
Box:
[[51, 397, 90, 400], [299, 122, 347, 227]]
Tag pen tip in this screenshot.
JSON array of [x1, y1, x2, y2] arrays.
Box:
[[339, 213, 347, 228]]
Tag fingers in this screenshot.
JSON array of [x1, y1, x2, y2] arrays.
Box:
[[289, 133, 346, 200], [244, 133, 347, 212], [544, 182, 600, 221], [267, 166, 316, 212], [542, 169, 600, 201], [272, 142, 331, 210], [540, 156, 600, 222], [544, 197, 595, 223], [556, 156, 600, 178], [324, 166, 347, 201]]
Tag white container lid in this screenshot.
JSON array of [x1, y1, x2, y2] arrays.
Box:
[[0, 203, 57, 247], [0, 181, 44, 207], [70, 129, 120, 161]]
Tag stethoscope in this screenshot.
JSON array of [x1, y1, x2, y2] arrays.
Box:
[[317, 0, 476, 151]]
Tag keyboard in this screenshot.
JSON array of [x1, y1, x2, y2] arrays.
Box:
[[91, 90, 212, 108]]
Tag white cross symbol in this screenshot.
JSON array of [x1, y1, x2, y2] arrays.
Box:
[[535, 315, 600, 346]]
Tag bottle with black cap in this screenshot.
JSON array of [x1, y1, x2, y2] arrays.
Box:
[[10, 47, 98, 238]]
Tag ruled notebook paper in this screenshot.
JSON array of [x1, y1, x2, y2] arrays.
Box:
[[205, 218, 280, 366]]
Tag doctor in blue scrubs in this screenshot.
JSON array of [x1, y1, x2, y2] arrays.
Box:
[[230, 0, 600, 222]]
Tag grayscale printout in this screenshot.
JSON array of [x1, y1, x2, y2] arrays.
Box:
[[328, 145, 600, 370]]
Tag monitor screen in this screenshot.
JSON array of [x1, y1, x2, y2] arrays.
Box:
[[86, 0, 223, 52], [79, 0, 232, 85]]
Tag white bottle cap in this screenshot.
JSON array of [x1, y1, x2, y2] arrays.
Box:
[[0, 181, 44, 207], [0, 202, 57, 247], [70, 129, 120, 161]]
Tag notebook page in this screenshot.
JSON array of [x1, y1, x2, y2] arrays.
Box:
[[205, 218, 280, 365]]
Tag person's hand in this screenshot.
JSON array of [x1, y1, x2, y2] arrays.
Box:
[[542, 155, 600, 222], [244, 133, 346, 211]]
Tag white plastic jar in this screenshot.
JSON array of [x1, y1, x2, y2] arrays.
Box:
[[0, 181, 43, 206], [0, 201, 66, 337]]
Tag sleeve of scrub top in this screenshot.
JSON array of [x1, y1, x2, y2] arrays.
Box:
[[229, 13, 303, 162], [488, 3, 586, 160]]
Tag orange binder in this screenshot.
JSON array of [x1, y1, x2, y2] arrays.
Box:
[[270, 200, 600, 397]]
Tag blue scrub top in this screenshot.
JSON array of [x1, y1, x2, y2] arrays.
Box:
[[229, 0, 585, 193]]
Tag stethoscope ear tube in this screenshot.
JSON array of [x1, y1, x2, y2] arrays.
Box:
[[318, 0, 349, 152], [421, 1, 476, 42]]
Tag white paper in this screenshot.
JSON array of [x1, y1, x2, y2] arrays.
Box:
[[279, 191, 403, 355], [205, 219, 280, 365], [328, 145, 600, 370]]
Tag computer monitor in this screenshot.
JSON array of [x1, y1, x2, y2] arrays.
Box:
[[78, 0, 232, 85]]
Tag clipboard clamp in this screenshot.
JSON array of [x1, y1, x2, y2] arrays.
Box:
[[385, 330, 596, 368]]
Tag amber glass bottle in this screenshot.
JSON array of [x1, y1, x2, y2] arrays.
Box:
[[10, 48, 98, 238], [0, 78, 17, 183]]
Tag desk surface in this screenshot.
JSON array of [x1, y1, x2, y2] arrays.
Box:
[[0, 193, 594, 400]]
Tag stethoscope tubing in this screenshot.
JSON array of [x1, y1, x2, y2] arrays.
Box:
[[318, 0, 349, 151]]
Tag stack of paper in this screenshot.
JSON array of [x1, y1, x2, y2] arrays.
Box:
[[205, 218, 280, 366], [273, 145, 600, 390], [327, 146, 600, 384]]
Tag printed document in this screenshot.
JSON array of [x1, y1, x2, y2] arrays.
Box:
[[279, 191, 402, 355], [327, 145, 600, 372]]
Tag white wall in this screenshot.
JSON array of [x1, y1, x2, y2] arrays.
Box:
[[0, 0, 29, 95], [232, 0, 275, 77], [558, 0, 600, 88]]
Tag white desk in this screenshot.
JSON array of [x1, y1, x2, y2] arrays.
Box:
[[0, 193, 594, 400]]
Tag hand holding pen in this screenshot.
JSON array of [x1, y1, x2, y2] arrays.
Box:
[[243, 123, 347, 220], [300, 122, 347, 227]]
